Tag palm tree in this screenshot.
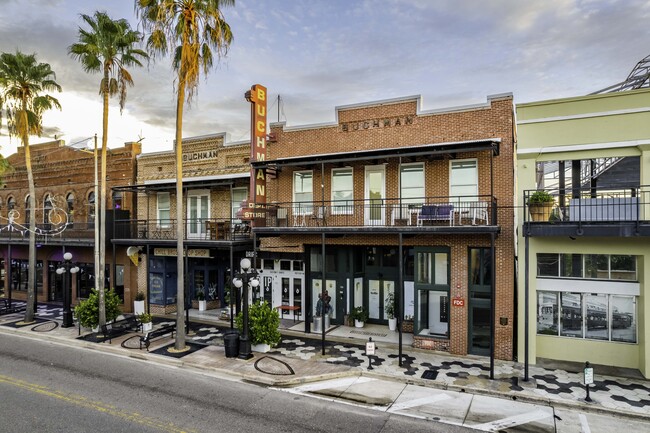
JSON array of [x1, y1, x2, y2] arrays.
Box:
[[0, 51, 61, 323], [69, 11, 148, 328], [136, 0, 234, 350]]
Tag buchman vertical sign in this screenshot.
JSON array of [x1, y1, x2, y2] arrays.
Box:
[[245, 84, 267, 223]]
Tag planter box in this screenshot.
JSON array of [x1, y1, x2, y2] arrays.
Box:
[[133, 300, 145, 315], [529, 202, 554, 222], [142, 322, 153, 332], [388, 317, 397, 331], [354, 320, 365, 328], [402, 320, 414, 333], [251, 343, 271, 353]]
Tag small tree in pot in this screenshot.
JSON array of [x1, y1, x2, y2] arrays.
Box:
[[385, 292, 397, 331], [74, 288, 121, 331], [351, 306, 368, 328], [235, 300, 281, 352]]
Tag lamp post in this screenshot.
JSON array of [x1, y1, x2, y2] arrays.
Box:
[[233, 257, 259, 360], [56, 252, 79, 328]]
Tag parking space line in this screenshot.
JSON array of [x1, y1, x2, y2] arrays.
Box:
[[389, 393, 452, 412], [579, 414, 591, 433], [473, 409, 552, 431]]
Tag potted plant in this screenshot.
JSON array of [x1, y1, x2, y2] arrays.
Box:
[[134, 291, 146, 315], [385, 292, 397, 331], [351, 306, 368, 328], [195, 289, 206, 311], [74, 288, 122, 332], [235, 300, 281, 353], [138, 313, 153, 332], [528, 190, 555, 222]]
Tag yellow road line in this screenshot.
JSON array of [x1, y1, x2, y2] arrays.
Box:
[[0, 374, 196, 433]]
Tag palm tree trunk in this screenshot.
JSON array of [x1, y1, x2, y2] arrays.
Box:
[[98, 69, 109, 327], [22, 108, 36, 323], [175, 79, 186, 350]]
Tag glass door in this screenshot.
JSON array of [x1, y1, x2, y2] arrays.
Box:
[[365, 166, 385, 226], [187, 190, 209, 239]]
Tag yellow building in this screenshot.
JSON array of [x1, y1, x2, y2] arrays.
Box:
[[516, 88, 650, 377]]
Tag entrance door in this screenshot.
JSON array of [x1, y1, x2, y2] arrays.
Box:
[[187, 190, 209, 239], [190, 263, 219, 306], [365, 166, 385, 226], [469, 248, 492, 355], [368, 279, 395, 323]]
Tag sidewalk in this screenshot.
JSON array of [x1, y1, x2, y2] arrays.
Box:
[[1, 304, 649, 428]]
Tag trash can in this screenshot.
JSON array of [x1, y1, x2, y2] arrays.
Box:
[[224, 330, 240, 358], [313, 316, 322, 333], [324, 314, 330, 330]]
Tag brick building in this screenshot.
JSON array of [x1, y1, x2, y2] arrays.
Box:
[[112, 133, 253, 315], [252, 93, 516, 359], [0, 139, 141, 309]]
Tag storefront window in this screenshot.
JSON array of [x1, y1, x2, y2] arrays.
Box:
[[11, 259, 43, 294], [537, 292, 558, 335], [611, 296, 636, 343], [560, 292, 583, 338], [115, 265, 124, 302], [537, 253, 559, 277], [538, 253, 636, 281]]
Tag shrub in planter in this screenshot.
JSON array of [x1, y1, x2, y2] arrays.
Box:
[[350, 306, 368, 323], [135, 291, 146, 301], [138, 313, 152, 323], [74, 288, 122, 329], [195, 290, 205, 301], [528, 190, 555, 222], [235, 300, 281, 347]]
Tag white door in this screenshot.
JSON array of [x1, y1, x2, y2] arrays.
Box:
[[365, 166, 385, 226], [187, 190, 209, 238]]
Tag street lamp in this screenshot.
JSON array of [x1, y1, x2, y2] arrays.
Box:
[[56, 252, 79, 328], [233, 257, 259, 360]]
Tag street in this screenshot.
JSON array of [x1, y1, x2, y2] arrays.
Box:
[[0, 333, 474, 433]]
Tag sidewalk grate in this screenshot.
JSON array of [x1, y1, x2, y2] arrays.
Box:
[[421, 369, 439, 380]]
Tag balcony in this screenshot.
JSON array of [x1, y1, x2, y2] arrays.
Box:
[[113, 218, 253, 243], [523, 186, 650, 237], [253, 195, 498, 235]]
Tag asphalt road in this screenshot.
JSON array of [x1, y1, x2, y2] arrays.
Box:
[[0, 333, 476, 433]]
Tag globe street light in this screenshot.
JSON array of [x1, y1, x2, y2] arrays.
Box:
[[233, 257, 259, 360], [56, 252, 79, 328]]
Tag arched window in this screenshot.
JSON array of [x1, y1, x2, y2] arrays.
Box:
[[43, 194, 52, 224], [66, 193, 75, 224], [25, 195, 31, 224], [87, 192, 95, 224], [7, 196, 15, 210]]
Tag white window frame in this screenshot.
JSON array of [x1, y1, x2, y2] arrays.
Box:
[[231, 187, 248, 221], [293, 170, 313, 215], [449, 158, 478, 200], [331, 167, 353, 215], [157, 192, 171, 228], [399, 162, 425, 204]]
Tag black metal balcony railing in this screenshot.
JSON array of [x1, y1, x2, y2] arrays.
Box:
[[0, 221, 97, 240], [524, 186, 649, 225], [114, 218, 252, 241], [261, 195, 497, 228]]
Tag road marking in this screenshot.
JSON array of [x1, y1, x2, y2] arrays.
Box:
[[579, 414, 591, 433], [0, 374, 195, 433], [472, 409, 552, 431], [292, 376, 374, 392], [389, 393, 452, 412]]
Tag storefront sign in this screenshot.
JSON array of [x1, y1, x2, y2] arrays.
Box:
[[245, 84, 267, 219], [452, 297, 465, 307], [154, 248, 210, 258], [182, 150, 217, 162], [365, 340, 376, 356], [341, 115, 413, 132]]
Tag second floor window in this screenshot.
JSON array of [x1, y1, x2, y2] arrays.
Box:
[[113, 191, 123, 210], [66, 193, 74, 223], [232, 187, 247, 221], [87, 192, 95, 224], [25, 195, 31, 224], [450, 159, 478, 199], [400, 163, 424, 204], [331, 168, 353, 214], [293, 171, 313, 214], [157, 192, 171, 228], [43, 194, 53, 224]]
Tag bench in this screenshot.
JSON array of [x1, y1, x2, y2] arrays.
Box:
[[417, 204, 454, 226], [140, 323, 177, 351], [276, 304, 301, 322], [100, 315, 141, 343], [0, 299, 26, 316]]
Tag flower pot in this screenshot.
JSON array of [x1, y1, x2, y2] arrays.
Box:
[[142, 322, 153, 332], [529, 202, 554, 222], [388, 317, 397, 331], [198, 300, 207, 311], [251, 343, 271, 353], [133, 300, 145, 315], [354, 320, 365, 328]]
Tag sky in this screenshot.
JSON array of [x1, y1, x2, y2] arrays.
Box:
[[0, 0, 648, 156]]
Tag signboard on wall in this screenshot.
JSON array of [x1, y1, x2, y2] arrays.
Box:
[[153, 248, 210, 258], [243, 84, 267, 222]]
